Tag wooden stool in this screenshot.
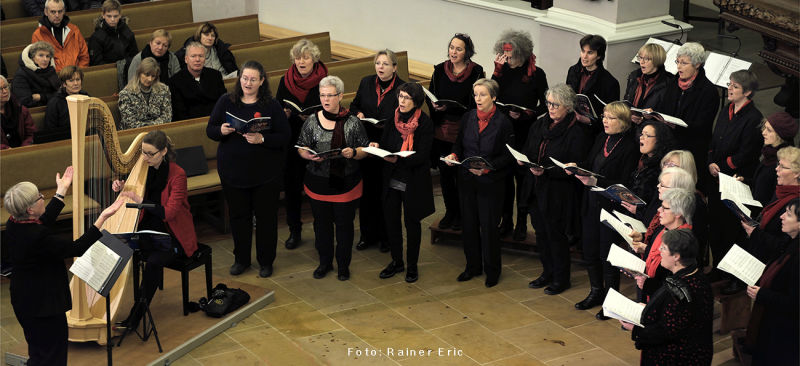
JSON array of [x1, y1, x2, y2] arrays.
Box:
[[165, 243, 213, 316]]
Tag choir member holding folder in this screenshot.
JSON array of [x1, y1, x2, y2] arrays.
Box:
[[620, 229, 714, 366], [619, 121, 675, 224], [5, 167, 124, 366], [623, 43, 671, 111], [445, 78, 514, 288], [742, 199, 799, 365], [565, 34, 620, 134], [296, 76, 370, 281], [376, 83, 434, 283], [276, 39, 328, 250], [519, 84, 590, 295], [566, 101, 638, 319], [349, 49, 406, 253], [207, 61, 291, 278], [428, 33, 484, 232]]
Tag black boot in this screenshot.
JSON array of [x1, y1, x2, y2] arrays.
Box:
[[575, 287, 605, 310], [284, 227, 301, 249]]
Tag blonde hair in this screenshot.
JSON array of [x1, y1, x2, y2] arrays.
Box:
[[3, 182, 39, 219], [374, 49, 397, 66], [124, 57, 167, 93], [289, 39, 321, 63], [639, 43, 666, 68], [150, 29, 172, 48], [661, 150, 698, 184], [473, 78, 499, 98], [777, 146, 800, 175], [603, 101, 632, 132]]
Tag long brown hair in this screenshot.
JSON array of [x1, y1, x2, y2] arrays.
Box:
[[143, 130, 176, 162]]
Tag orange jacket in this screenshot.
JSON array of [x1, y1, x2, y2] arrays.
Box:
[[31, 21, 89, 72]]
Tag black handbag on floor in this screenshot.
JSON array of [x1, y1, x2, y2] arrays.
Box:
[[198, 283, 250, 318]]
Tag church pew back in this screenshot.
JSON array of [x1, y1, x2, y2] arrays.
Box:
[[133, 15, 261, 52]]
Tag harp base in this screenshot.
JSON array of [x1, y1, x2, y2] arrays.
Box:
[[66, 316, 109, 345]]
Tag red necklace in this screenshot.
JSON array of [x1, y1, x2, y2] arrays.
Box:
[[603, 135, 622, 157]]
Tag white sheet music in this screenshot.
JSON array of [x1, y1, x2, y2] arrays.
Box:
[[703, 52, 729, 86], [600, 209, 635, 247], [664, 45, 681, 75], [613, 210, 647, 233], [718, 244, 766, 286], [602, 288, 646, 328], [719, 173, 762, 207], [69, 240, 121, 293], [362, 146, 415, 158], [506, 144, 532, 164], [607, 244, 648, 277], [717, 58, 752, 87]]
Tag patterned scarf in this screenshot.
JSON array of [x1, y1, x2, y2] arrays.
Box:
[[394, 107, 421, 151]]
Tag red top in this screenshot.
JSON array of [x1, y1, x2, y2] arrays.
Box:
[[159, 162, 198, 257], [645, 222, 692, 278]]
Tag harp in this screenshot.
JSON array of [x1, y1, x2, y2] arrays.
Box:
[[65, 95, 148, 344]]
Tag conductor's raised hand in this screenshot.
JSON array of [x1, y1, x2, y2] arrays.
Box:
[[111, 179, 125, 192], [220, 122, 236, 136], [55, 166, 74, 196], [93, 197, 126, 228]]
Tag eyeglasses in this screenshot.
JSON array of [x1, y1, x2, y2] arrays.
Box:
[[639, 132, 656, 139], [662, 161, 679, 168], [319, 93, 341, 99], [637, 55, 652, 63], [398, 94, 413, 101], [545, 101, 561, 109], [142, 150, 160, 158], [674, 60, 692, 66], [602, 114, 618, 120], [658, 205, 672, 211]]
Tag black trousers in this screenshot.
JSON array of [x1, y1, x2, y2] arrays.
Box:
[[502, 166, 527, 222], [384, 188, 421, 267], [310, 198, 358, 270], [529, 204, 571, 284], [223, 180, 280, 267], [359, 158, 386, 243], [581, 192, 619, 291], [283, 151, 308, 230], [433, 139, 460, 218], [459, 174, 504, 280], [17, 313, 68, 366]]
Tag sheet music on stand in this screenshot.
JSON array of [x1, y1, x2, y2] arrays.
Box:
[[70, 230, 133, 297], [717, 244, 766, 286], [631, 38, 681, 75], [703, 52, 752, 88]]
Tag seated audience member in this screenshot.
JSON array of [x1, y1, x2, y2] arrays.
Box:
[[743, 198, 799, 365], [0, 76, 36, 149], [127, 29, 180, 86], [168, 42, 226, 121], [12, 42, 60, 108], [119, 57, 171, 129], [31, 0, 90, 71], [88, 0, 138, 66], [620, 229, 714, 365], [175, 22, 237, 77], [44, 65, 87, 132]]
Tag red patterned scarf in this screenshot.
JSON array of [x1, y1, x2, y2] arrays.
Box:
[[677, 72, 698, 91], [375, 74, 397, 106], [394, 107, 421, 151], [633, 72, 659, 107], [283, 61, 328, 102]]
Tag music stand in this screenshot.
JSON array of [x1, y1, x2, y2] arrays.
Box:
[[68, 230, 134, 366]]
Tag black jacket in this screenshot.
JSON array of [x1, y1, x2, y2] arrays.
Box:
[[87, 16, 138, 66], [622, 66, 671, 109], [452, 108, 515, 184], [12, 48, 60, 108], [493, 60, 548, 148], [566, 60, 620, 134], [707, 101, 763, 181], [44, 88, 88, 130], [168, 67, 227, 121], [349, 74, 407, 142], [175, 36, 237, 75], [275, 75, 321, 144], [379, 110, 435, 220], [8, 198, 102, 318], [427, 61, 484, 127]]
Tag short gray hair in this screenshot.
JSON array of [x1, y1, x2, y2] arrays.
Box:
[[676, 42, 707, 66], [44, 0, 64, 10], [660, 167, 695, 192], [729, 69, 759, 98], [319, 75, 344, 94], [3, 182, 40, 219], [663, 188, 695, 225], [28, 41, 55, 60], [185, 41, 206, 54], [473, 78, 499, 99], [374, 49, 398, 66], [290, 39, 321, 63], [545, 83, 576, 113]]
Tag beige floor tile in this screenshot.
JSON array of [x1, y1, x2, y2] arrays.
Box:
[[521, 295, 596, 329], [273, 271, 379, 315], [565, 320, 639, 365], [294, 328, 398, 365], [544, 348, 629, 366], [410, 261, 483, 296], [367, 283, 466, 330], [492, 270, 547, 302], [196, 348, 270, 365], [261, 280, 302, 307], [225, 312, 268, 335], [347, 258, 406, 291], [439, 288, 544, 332], [497, 320, 594, 362], [397, 352, 480, 366], [188, 332, 243, 359], [168, 354, 203, 366], [257, 301, 341, 338], [429, 320, 522, 364], [227, 324, 321, 365], [486, 353, 547, 366], [273, 248, 320, 277]]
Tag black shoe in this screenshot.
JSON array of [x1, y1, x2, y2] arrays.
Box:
[[596, 308, 611, 320], [229, 262, 248, 276], [544, 282, 571, 295], [379, 241, 390, 253], [379, 261, 405, 279], [528, 276, 551, 289], [355, 239, 372, 251], [498, 217, 513, 237], [457, 271, 475, 282], [439, 213, 454, 230], [720, 279, 745, 295], [513, 223, 527, 241], [259, 265, 273, 278], [485, 276, 499, 288], [338, 268, 350, 281], [450, 216, 461, 231], [405, 266, 418, 283], [313, 264, 333, 279], [575, 287, 604, 310], [284, 229, 301, 250]]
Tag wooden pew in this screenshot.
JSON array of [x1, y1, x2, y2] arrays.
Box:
[[27, 95, 119, 132], [0, 0, 193, 49], [132, 15, 261, 52], [2, 0, 27, 20]]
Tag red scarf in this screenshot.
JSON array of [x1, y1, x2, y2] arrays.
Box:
[[283, 61, 328, 103], [728, 99, 751, 120], [760, 185, 800, 229], [633, 72, 659, 107], [375, 74, 397, 106], [444, 60, 476, 83], [579, 66, 595, 94], [9, 216, 42, 225], [394, 107, 421, 151], [645, 223, 692, 278], [477, 105, 496, 133], [677, 72, 698, 91]]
